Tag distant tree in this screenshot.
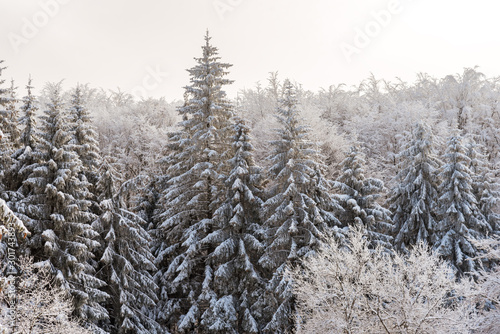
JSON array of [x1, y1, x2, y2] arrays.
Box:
[[435, 135, 492, 273], [388, 123, 441, 251], [259, 79, 339, 333], [335, 146, 393, 250]]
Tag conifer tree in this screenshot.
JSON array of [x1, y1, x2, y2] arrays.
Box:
[[68, 85, 101, 185], [8, 77, 39, 197], [259, 79, 338, 333], [153, 32, 234, 333], [92, 162, 161, 334], [466, 141, 500, 234], [335, 146, 393, 249], [18, 83, 109, 328], [0, 79, 19, 191], [199, 117, 266, 333], [435, 135, 492, 273], [388, 123, 441, 251]]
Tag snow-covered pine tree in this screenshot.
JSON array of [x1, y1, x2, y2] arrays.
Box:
[[388, 123, 441, 251], [435, 134, 492, 273], [0, 61, 8, 106], [18, 82, 109, 329], [68, 85, 101, 186], [0, 79, 20, 192], [259, 79, 338, 333], [198, 117, 266, 333], [153, 32, 234, 333], [8, 77, 40, 196], [92, 162, 161, 334], [466, 140, 500, 234], [335, 146, 393, 249]]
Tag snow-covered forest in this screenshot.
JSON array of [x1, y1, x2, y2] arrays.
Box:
[[0, 33, 499, 333]]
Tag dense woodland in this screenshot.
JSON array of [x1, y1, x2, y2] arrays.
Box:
[[0, 33, 499, 333]]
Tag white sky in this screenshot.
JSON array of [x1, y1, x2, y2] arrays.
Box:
[[1, 0, 500, 100]]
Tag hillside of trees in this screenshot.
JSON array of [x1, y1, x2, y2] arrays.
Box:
[[0, 33, 499, 333]]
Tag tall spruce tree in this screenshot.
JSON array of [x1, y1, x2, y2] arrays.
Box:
[[259, 80, 339, 333], [199, 117, 266, 333], [0, 79, 19, 191], [92, 162, 161, 333], [18, 83, 109, 328], [388, 123, 441, 251], [435, 135, 492, 273], [466, 140, 500, 234], [335, 146, 393, 249], [153, 32, 234, 333], [68, 85, 101, 185], [8, 77, 39, 198]]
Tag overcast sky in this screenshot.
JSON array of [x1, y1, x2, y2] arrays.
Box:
[[2, 0, 500, 101]]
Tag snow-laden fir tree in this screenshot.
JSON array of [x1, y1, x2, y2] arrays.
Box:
[[17, 83, 109, 329], [435, 134, 492, 273], [0, 61, 9, 106], [259, 79, 339, 333], [92, 162, 161, 334], [7, 77, 39, 198], [153, 32, 234, 333], [0, 79, 19, 192], [68, 85, 101, 186], [466, 140, 500, 234], [198, 117, 267, 333], [1, 79, 21, 149], [388, 123, 441, 251], [335, 146, 393, 249]]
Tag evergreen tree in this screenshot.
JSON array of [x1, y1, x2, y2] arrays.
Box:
[[92, 162, 161, 333], [18, 83, 109, 328], [153, 32, 234, 333], [259, 80, 338, 333], [68, 85, 101, 185], [199, 117, 266, 333], [0, 61, 9, 106], [0, 79, 19, 191], [388, 123, 441, 251], [466, 140, 500, 234], [8, 77, 39, 197], [435, 135, 492, 273], [335, 146, 393, 249]]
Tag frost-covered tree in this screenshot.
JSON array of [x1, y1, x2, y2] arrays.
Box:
[[259, 79, 339, 333], [0, 61, 9, 107], [466, 141, 500, 234], [92, 162, 161, 334], [7, 77, 39, 197], [0, 256, 93, 334], [335, 146, 393, 249], [290, 227, 477, 334], [17, 83, 109, 328], [472, 235, 500, 333], [0, 79, 20, 191], [388, 123, 441, 251], [68, 85, 101, 186], [198, 117, 266, 333], [435, 135, 492, 273], [153, 32, 234, 333]]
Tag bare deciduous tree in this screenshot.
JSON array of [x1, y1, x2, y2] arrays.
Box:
[[290, 227, 477, 334], [0, 256, 92, 334]]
